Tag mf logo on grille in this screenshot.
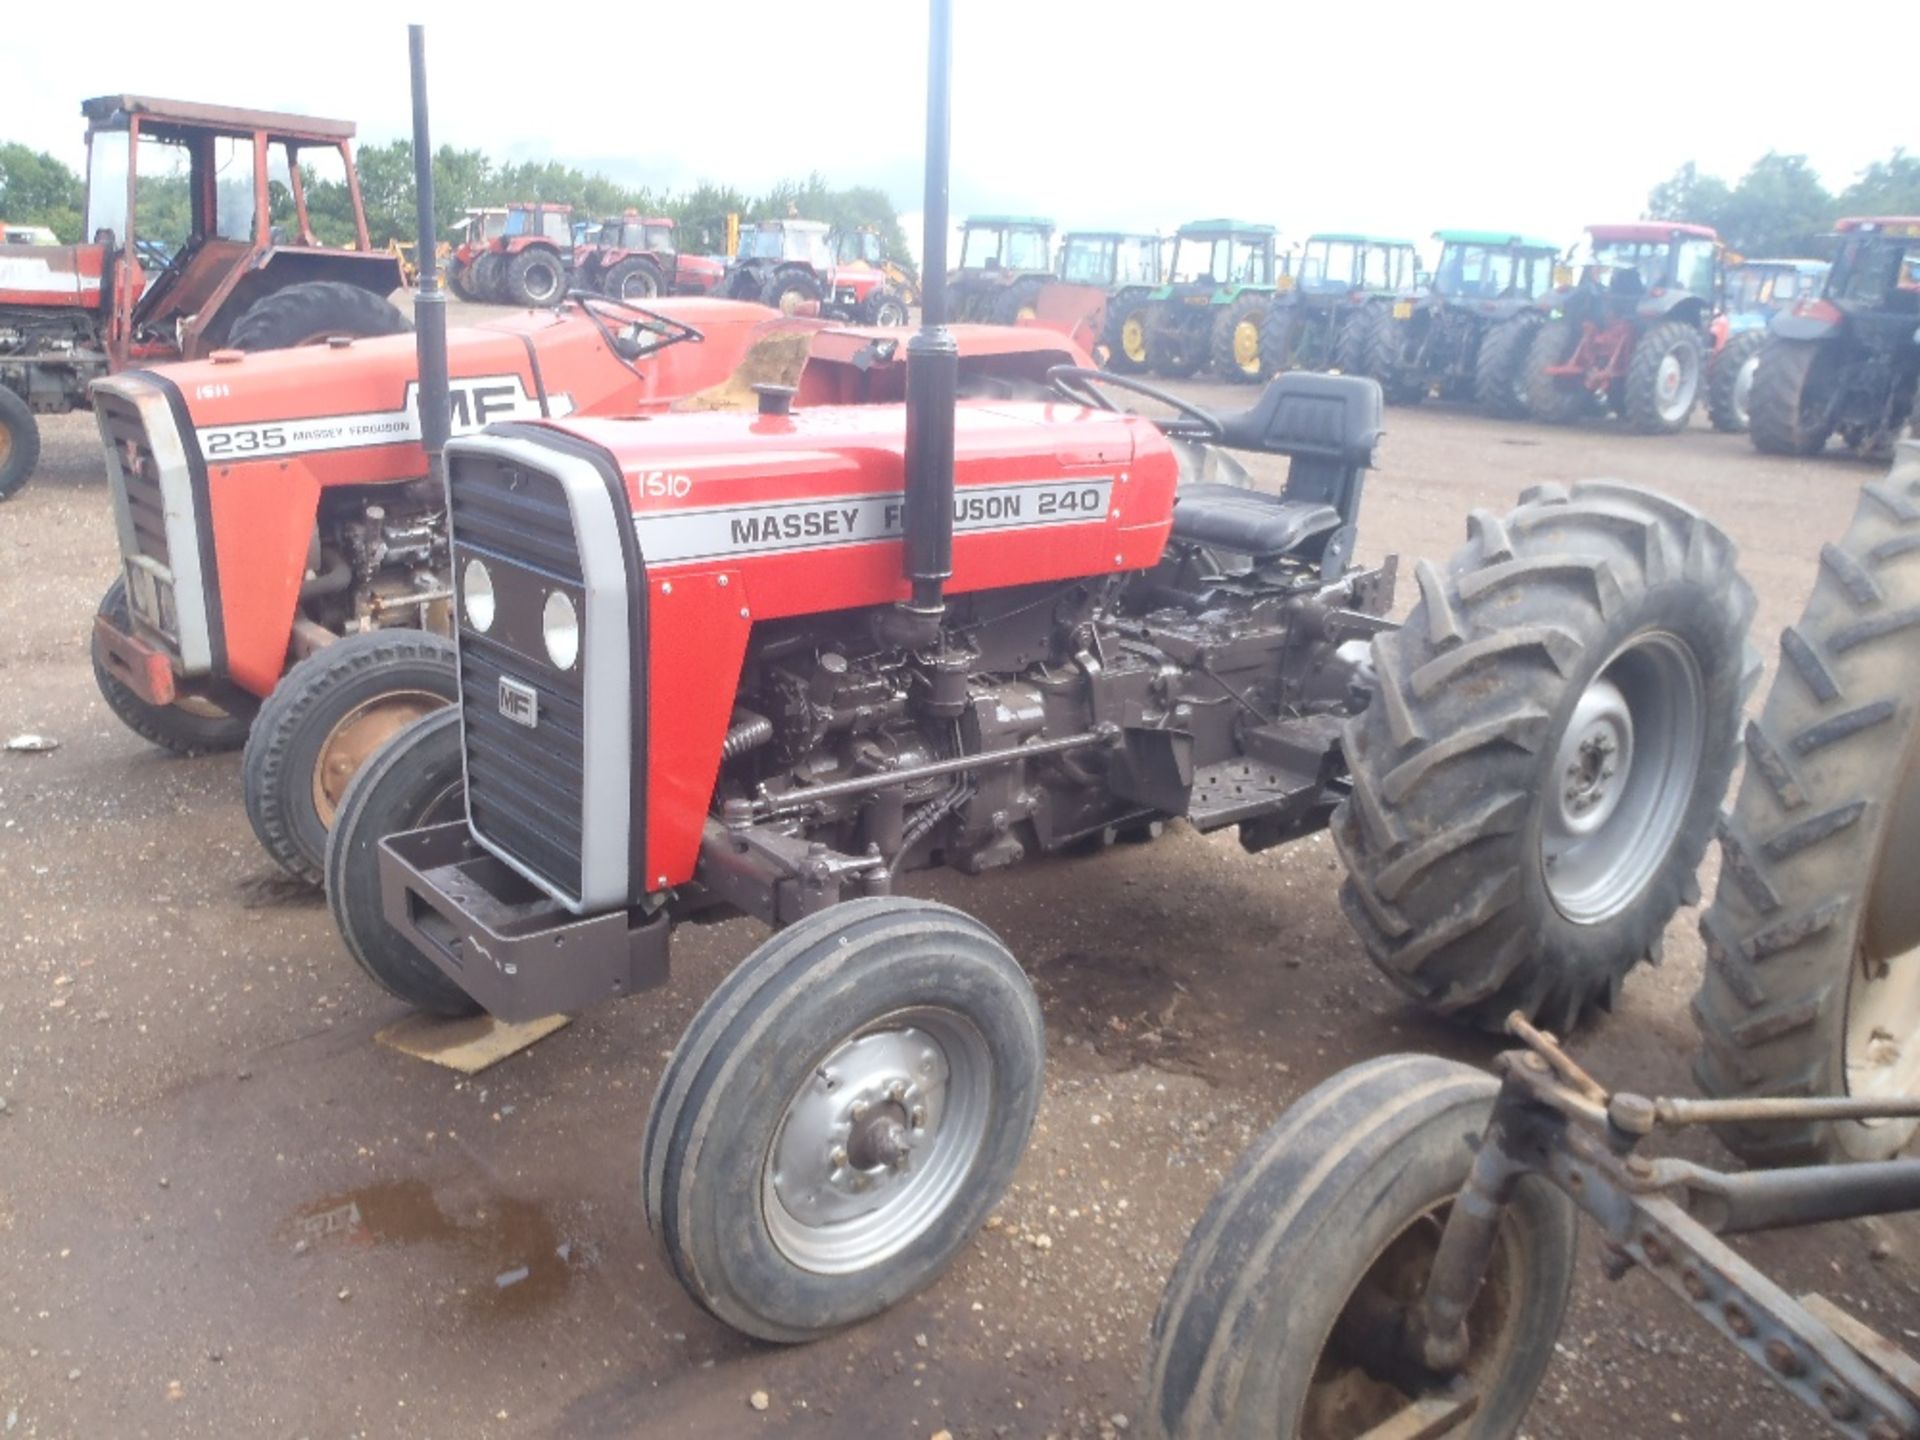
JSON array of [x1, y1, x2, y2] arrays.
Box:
[[498, 676, 540, 729]]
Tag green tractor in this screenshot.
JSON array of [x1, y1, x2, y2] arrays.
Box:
[[1049, 229, 1164, 372], [947, 215, 1056, 322], [1343, 229, 1561, 407], [1137, 220, 1283, 382], [1258, 232, 1422, 379]]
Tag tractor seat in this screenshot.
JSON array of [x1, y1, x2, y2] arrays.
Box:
[[1171, 485, 1341, 559]]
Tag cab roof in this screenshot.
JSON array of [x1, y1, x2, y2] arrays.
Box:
[[1732, 257, 1828, 273], [1308, 232, 1417, 248], [1177, 219, 1275, 238], [1433, 228, 1560, 252], [1587, 221, 1718, 244], [1063, 229, 1159, 242], [964, 215, 1054, 230], [81, 94, 356, 143], [1834, 217, 1920, 235]]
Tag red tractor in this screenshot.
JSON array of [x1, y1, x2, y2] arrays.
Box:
[[0, 94, 409, 499], [443, 207, 509, 301], [1520, 221, 1722, 433], [572, 213, 724, 302], [716, 219, 909, 324], [458, 202, 575, 308]]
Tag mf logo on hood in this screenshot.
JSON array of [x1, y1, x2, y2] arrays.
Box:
[[498, 676, 539, 729]]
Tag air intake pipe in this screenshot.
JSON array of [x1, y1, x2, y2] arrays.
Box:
[[886, 0, 958, 651]]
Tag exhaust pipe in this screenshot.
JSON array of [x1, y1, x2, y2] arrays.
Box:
[[408, 24, 451, 491], [889, 0, 958, 648]]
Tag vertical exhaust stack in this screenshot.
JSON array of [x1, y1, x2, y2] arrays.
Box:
[[408, 24, 451, 491], [891, 0, 958, 649]]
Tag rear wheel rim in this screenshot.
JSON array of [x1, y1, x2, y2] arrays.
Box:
[[1234, 318, 1261, 371], [763, 1007, 992, 1275], [1655, 345, 1699, 423], [1847, 732, 1920, 1114], [1542, 632, 1705, 923], [1732, 351, 1759, 428], [1122, 315, 1147, 362], [312, 690, 449, 827]]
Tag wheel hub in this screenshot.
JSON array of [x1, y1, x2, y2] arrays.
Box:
[[312, 689, 448, 827], [1732, 352, 1759, 427], [1542, 633, 1705, 924], [1234, 319, 1261, 370], [1123, 315, 1147, 361], [764, 1013, 988, 1275], [1655, 346, 1699, 422]]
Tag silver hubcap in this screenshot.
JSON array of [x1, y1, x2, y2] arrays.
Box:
[[1731, 353, 1759, 429], [1846, 734, 1920, 1116], [1543, 632, 1705, 923], [1655, 346, 1699, 423], [763, 1009, 992, 1275]]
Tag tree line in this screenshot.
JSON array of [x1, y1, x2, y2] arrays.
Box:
[[1647, 148, 1920, 257], [0, 138, 915, 273]]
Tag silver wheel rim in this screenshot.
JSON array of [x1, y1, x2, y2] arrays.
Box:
[[1655, 346, 1699, 423], [1731, 352, 1759, 430], [763, 1007, 992, 1275], [1543, 632, 1705, 923], [529, 262, 560, 303], [1846, 738, 1920, 1117]]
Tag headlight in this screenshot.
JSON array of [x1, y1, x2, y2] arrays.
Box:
[[542, 590, 579, 670], [463, 558, 495, 632]]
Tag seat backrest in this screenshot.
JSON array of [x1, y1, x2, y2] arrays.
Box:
[[1214, 371, 1382, 528]]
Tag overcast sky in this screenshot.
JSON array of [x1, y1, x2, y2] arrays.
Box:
[[3, 2, 1910, 263]]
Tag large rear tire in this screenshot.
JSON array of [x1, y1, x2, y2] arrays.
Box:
[[0, 385, 40, 500], [1103, 292, 1154, 374], [226, 281, 410, 351], [1621, 320, 1704, 434], [242, 630, 459, 886], [1707, 330, 1766, 435], [1210, 294, 1273, 384], [505, 246, 567, 307], [764, 267, 825, 316], [1749, 336, 1840, 456], [990, 276, 1046, 326], [1335, 482, 1757, 1031], [470, 250, 507, 303], [1694, 461, 1920, 1164], [643, 897, 1044, 1343], [323, 708, 480, 1017], [1473, 313, 1541, 418], [1521, 317, 1590, 424], [859, 285, 910, 327], [445, 260, 477, 303], [91, 578, 254, 754], [1144, 1054, 1577, 1440], [602, 256, 664, 303]]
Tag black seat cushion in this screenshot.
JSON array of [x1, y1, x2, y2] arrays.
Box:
[[1171, 484, 1341, 558]]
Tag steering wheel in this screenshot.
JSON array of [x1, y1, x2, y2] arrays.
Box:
[[1045, 365, 1223, 440], [567, 290, 705, 371]]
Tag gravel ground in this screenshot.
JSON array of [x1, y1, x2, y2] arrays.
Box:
[[1, 329, 1915, 1438]]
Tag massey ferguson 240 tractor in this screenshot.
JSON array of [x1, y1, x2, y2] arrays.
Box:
[[0, 94, 409, 499], [1521, 221, 1723, 434], [320, 1, 1757, 1347]]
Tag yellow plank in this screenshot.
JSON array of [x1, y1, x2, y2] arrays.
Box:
[[375, 1011, 570, 1074]]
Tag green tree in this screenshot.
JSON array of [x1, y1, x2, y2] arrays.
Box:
[[1841, 149, 1920, 218], [0, 143, 84, 241], [1717, 153, 1833, 255], [1647, 161, 1730, 225]]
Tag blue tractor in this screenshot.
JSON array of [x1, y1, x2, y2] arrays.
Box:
[[1706, 257, 1829, 432]]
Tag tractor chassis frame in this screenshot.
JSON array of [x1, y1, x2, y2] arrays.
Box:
[[1367, 1019, 1920, 1440]]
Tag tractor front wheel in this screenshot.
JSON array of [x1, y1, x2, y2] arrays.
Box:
[[1334, 481, 1757, 1031], [1694, 461, 1920, 1164], [243, 629, 459, 886], [602, 257, 664, 303], [643, 897, 1044, 1342], [1706, 330, 1765, 434], [506, 247, 568, 307], [469, 251, 507, 303], [323, 708, 481, 1017], [860, 286, 911, 327], [1622, 320, 1704, 433], [1146, 316, 1203, 379], [1210, 295, 1272, 384], [91, 578, 255, 755], [1749, 336, 1840, 456], [1145, 1054, 1576, 1440], [1473, 313, 1541, 418], [990, 277, 1045, 326], [226, 281, 410, 351], [0, 385, 41, 500]]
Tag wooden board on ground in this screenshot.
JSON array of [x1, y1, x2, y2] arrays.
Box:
[[375, 1011, 570, 1073]]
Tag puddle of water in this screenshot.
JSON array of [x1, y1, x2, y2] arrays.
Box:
[[288, 1178, 586, 1319]]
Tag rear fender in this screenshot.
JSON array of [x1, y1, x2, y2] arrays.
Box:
[[206, 249, 408, 348], [1771, 302, 1847, 344]]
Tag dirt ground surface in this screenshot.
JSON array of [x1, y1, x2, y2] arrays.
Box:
[[3, 313, 1917, 1439]]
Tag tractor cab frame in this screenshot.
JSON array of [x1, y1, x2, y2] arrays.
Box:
[[1257, 231, 1420, 382], [1136, 219, 1282, 383], [947, 214, 1055, 322], [718, 219, 906, 325]]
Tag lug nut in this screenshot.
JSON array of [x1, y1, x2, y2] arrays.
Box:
[[887, 1080, 908, 1103], [1681, 1269, 1708, 1301], [829, 1145, 849, 1169], [1821, 1382, 1859, 1421], [1724, 1302, 1756, 1338], [850, 1100, 869, 1121], [910, 1105, 928, 1128], [1765, 1340, 1803, 1377]]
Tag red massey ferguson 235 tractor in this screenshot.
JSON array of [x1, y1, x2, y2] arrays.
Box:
[[320, 19, 1759, 1341], [0, 94, 410, 499]]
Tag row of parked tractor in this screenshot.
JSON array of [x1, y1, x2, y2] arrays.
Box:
[[954, 213, 1920, 456], [442, 202, 915, 325]]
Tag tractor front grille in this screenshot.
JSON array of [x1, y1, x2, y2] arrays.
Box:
[[448, 454, 588, 902], [95, 389, 171, 569]]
